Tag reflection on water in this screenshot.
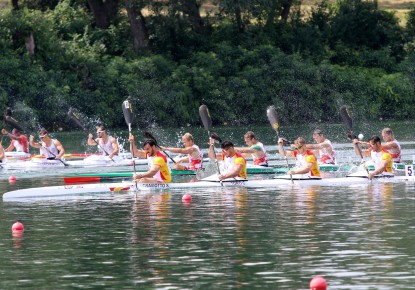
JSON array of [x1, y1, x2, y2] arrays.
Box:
[[1, 126, 415, 288], [1, 183, 415, 288]]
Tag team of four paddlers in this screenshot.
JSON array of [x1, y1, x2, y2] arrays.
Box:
[[1, 124, 401, 183]]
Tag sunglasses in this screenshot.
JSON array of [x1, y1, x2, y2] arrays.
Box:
[[39, 135, 46, 139], [97, 131, 104, 134]]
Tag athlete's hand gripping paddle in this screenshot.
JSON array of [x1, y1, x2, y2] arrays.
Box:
[[267, 105, 293, 183], [340, 105, 369, 175], [199, 104, 222, 176]]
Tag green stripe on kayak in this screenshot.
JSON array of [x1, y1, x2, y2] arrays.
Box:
[[64, 165, 344, 180]]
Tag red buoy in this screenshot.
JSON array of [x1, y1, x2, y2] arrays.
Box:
[[310, 276, 327, 290], [182, 194, 192, 202], [12, 221, 24, 233], [8, 175, 17, 182]]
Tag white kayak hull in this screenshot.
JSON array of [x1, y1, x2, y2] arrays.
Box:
[[1, 156, 148, 170], [5, 152, 32, 160], [3, 173, 413, 201]]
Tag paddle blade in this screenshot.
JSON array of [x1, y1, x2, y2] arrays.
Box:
[[68, 109, 87, 131], [143, 131, 157, 145], [122, 99, 134, 127], [5, 107, 12, 117], [266, 106, 280, 132], [4, 116, 24, 132], [340, 105, 353, 131], [209, 131, 222, 144], [143, 131, 155, 140], [199, 104, 212, 132]]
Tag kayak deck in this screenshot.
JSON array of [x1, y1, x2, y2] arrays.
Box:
[[63, 164, 345, 183]]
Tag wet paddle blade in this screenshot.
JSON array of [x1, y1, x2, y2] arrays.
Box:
[[68, 109, 87, 131], [195, 160, 218, 180], [4, 116, 24, 132], [5, 107, 12, 117], [209, 131, 222, 144], [266, 106, 280, 134], [340, 105, 353, 131], [143, 131, 155, 140], [340, 105, 366, 161], [143, 131, 157, 146], [122, 99, 134, 130], [199, 105, 212, 132]]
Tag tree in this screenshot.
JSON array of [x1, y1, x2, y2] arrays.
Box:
[[124, 0, 150, 53], [87, 0, 119, 29]]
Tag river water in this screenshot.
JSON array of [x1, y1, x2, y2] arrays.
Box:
[[1, 124, 415, 289]]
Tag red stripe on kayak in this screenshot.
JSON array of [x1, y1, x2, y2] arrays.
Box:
[[64, 177, 101, 183]]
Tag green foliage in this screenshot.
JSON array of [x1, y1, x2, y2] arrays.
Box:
[[1, 0, 415, 131]]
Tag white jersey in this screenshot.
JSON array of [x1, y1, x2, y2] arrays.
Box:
[[251, 141, 268, 166], [318, 139, 336, 164], [295, 152, 307, 169], [187, 144, 203, 169], [98, 136, 116, 156], [13, 140, 26, 152], [40, 139, 59, 158], [389, 139, 401, 163], [223, 156, 236, 174]]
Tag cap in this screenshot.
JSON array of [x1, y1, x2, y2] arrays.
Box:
[[313, 129, 323, 135]]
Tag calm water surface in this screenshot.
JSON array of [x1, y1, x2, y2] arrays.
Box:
[[1, 124, 415, 289]]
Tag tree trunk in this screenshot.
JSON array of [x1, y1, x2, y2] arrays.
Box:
[[11, 0, 18, 10], [25, 32, 35, 55], [124, 0, 150, 54], [265, 0, 279, 29], [87, 0, 119, 29], [281, 0, 294, 22], [181, 0, 204, 33], [234, 3, 243, 32]]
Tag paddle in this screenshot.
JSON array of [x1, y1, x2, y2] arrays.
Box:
[[199, 104, 223, 177], [122, 99, 136, 175], [266, 105, 293, 183], [67, 109, 115, 162], [4, 116, 25, 133], [339, 105, 369, 174], [41, 144, 70, 166], [142, 131, 176, 164]]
